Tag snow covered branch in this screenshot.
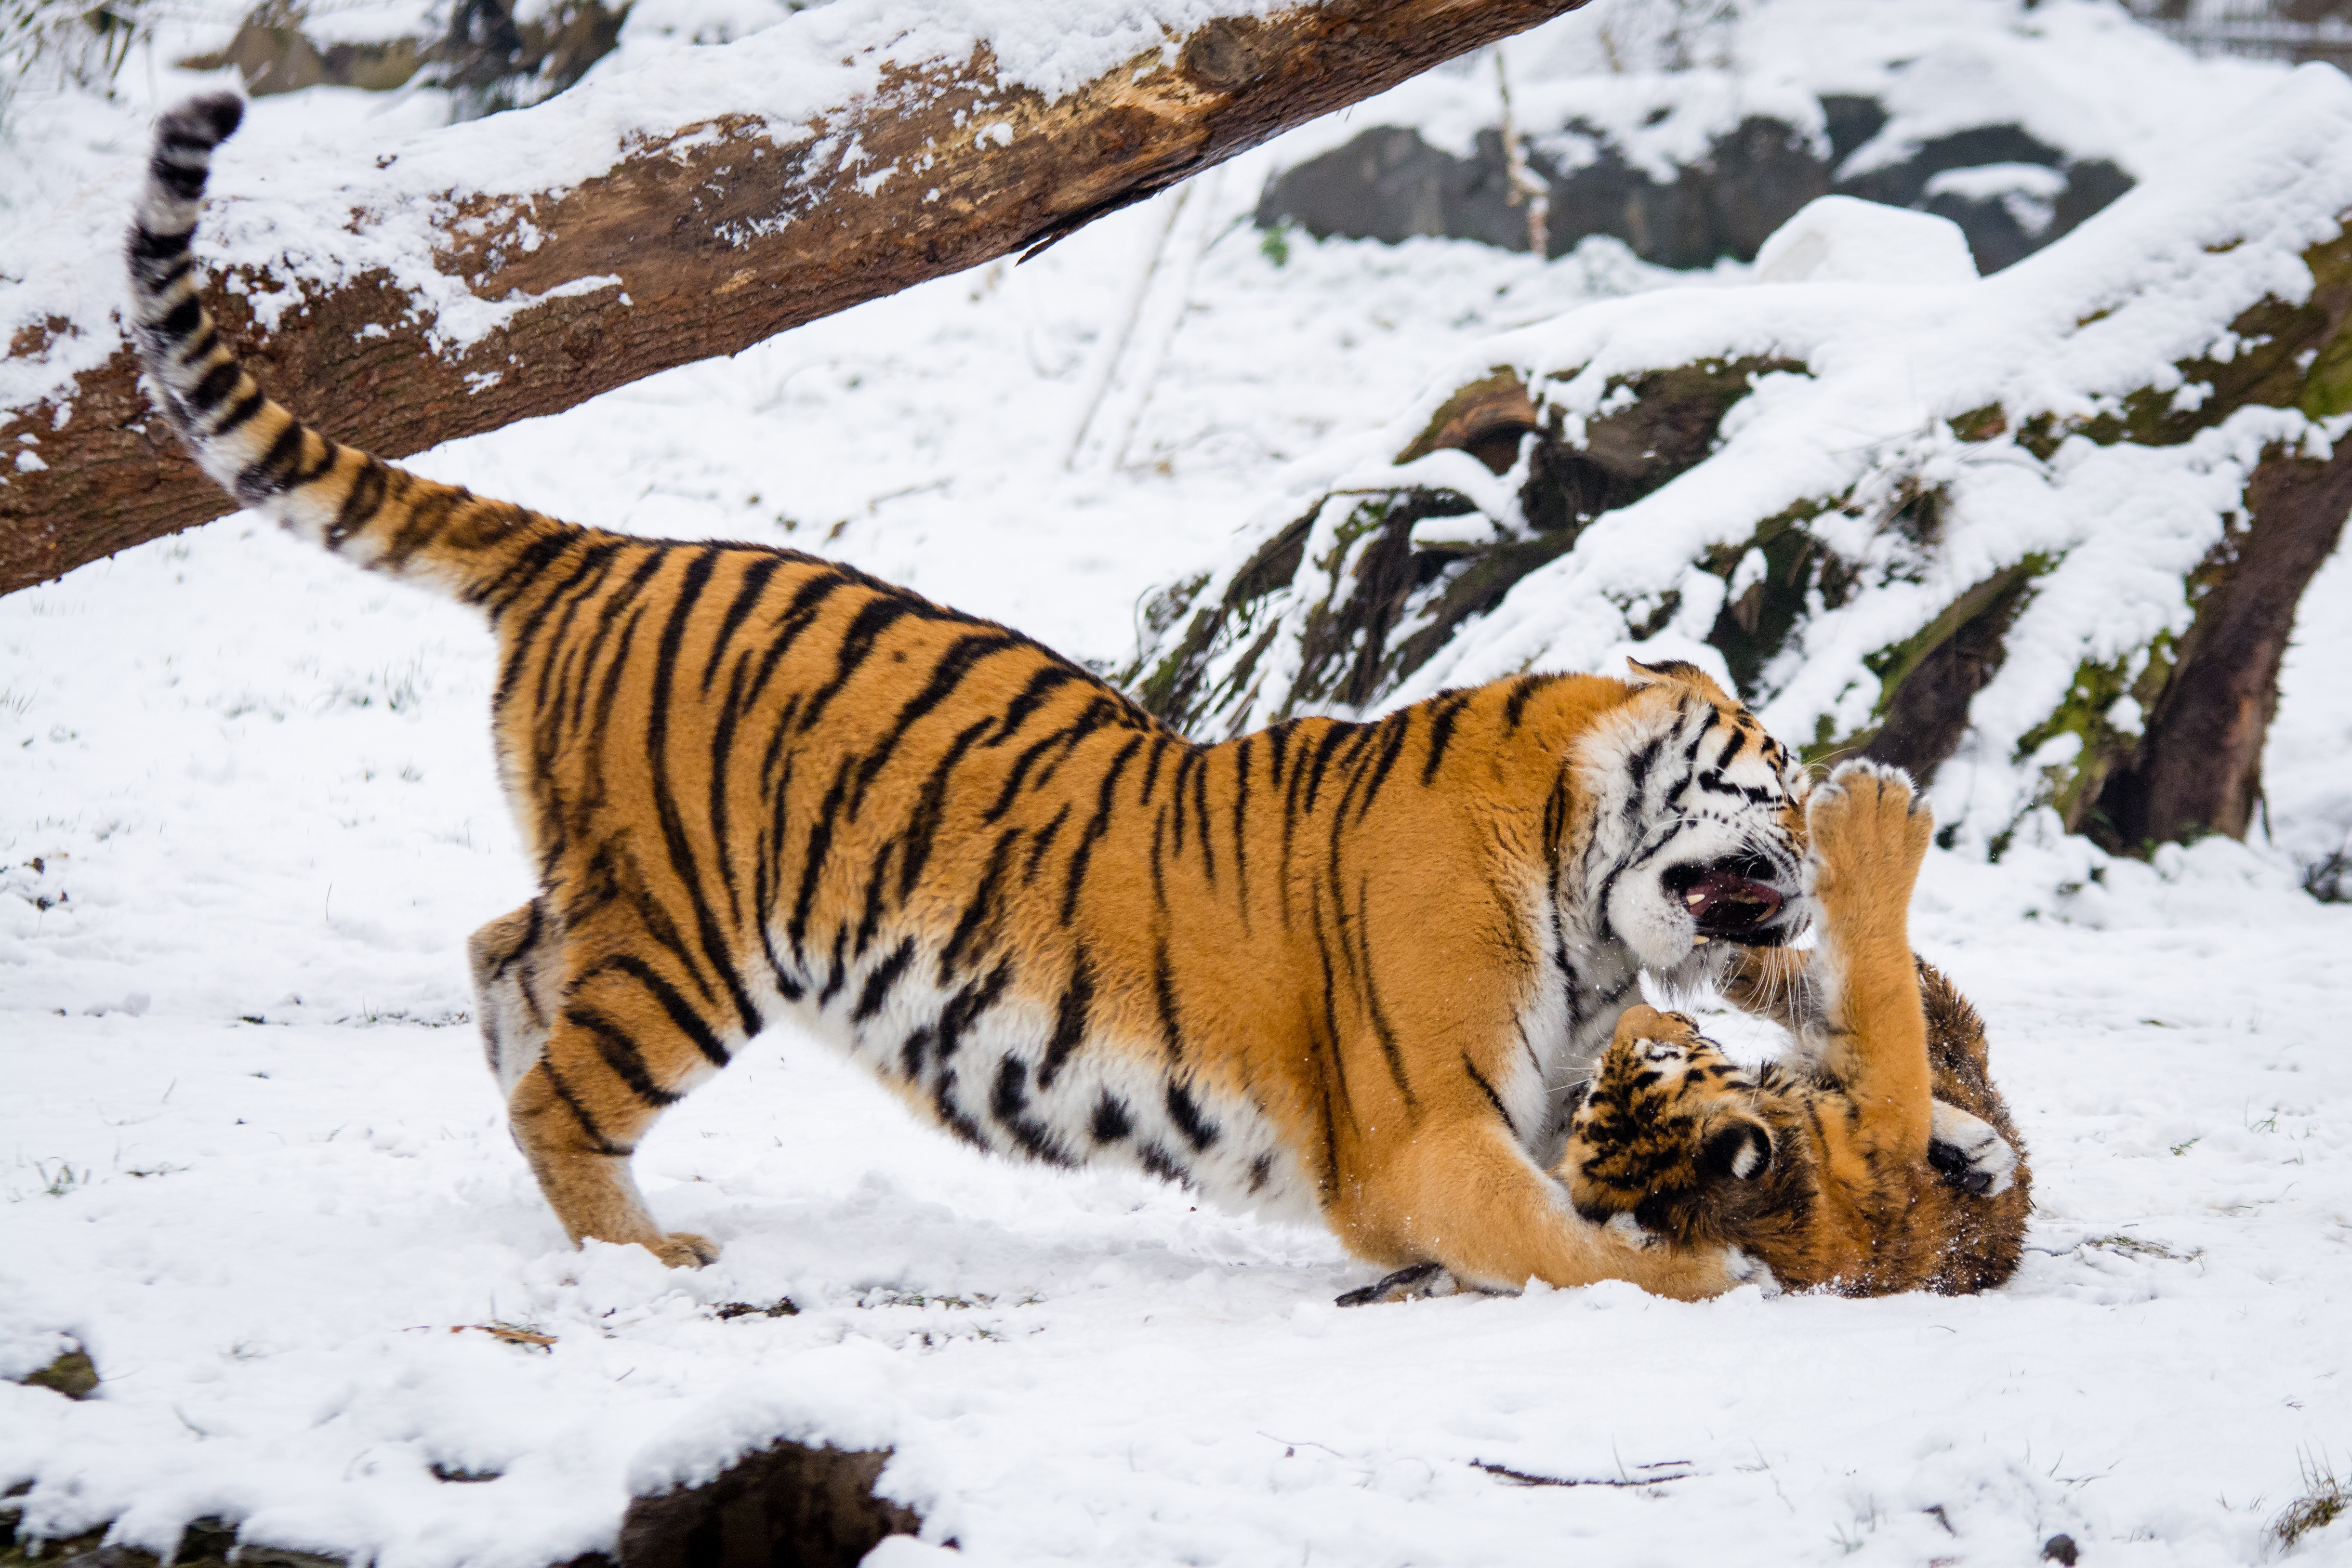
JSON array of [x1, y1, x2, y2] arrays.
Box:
[[0, 0, 1593, 596], [1124, 65, 2352, 853]]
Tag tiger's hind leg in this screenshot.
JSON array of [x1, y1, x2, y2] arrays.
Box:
[[502, 925, 741, 1268], [1927, 1102, 2017, 1196], [469, 899, 564, 1103], [474, 898, 720, 1264], [1721, 922, 2019, 1197]]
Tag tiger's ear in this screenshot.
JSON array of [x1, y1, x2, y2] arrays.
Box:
[[1699, 1116, 1774, 1182], [1625, 658, 1731, 702]]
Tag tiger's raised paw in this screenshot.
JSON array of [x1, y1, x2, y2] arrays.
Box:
[[1927, 1101, 2017, 1197], [1804, 759, 1933, 917]]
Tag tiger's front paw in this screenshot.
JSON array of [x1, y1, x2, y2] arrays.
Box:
[[647, 1230, 722, 1268], [1927, 1101, 2017, 1197], [1805, 759, 1933, 920], [1606, 1003, 1705, 1058], [1623, 1235, 1771, 1302], [1336, 1262, 1491, 1307]]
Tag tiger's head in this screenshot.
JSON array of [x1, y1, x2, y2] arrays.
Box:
[[1569, 659, 1810, 975], [1561, 1005, 1784, 1240]]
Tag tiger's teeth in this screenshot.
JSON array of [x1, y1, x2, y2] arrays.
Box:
[[1684, 891, 1707, 907], [1692, 935, 1712, 946]]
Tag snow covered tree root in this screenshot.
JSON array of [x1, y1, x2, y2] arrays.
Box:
[[1125, 67, 2352, 856]]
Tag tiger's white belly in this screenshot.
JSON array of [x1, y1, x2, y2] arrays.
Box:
[[782, 926, 1322, 1228]]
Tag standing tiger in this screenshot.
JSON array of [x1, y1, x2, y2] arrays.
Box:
[[125, 96, 2012, 1302]]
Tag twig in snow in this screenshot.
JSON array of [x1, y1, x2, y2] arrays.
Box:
[[1066, 182, 1195, 471], [1475, 1460, 1694, 1487]]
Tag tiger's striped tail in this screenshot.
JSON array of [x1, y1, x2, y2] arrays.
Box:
[[126, 93, 568, 603]]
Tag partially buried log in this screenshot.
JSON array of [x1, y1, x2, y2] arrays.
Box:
[[0, 1440, 908, 1568], [0, 0, 1595, 597], [618, 1442, 920, 1568]]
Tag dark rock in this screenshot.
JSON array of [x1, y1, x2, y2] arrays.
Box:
[[2042, 1533, 2081, 1566], [1833, 123, 2070, 210], [433, 0, 626, 122], [1253, 126, 1525, 249], [1818, 94, 1889, 168], [174, 21, 423, 95], [1698, 116, 1839, 263], [1837, 124, 2132, 274], [619, 1442, 922, 1568], [174, 0, 624, 119], [13, 1344, 98, 1400], [1255, 97, 2133, 276], [2050, 160, 2136, 243]]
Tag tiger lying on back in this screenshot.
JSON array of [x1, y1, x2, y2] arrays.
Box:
[[1561, 763, 2029, 1295], [126, 96, 2013, 1301]]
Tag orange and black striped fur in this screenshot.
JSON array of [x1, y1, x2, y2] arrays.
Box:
[[1562, 763, 2029, 1294], [131, 95, 1890, 1300]]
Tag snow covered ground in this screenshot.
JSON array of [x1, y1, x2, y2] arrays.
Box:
[[7, 2, 2352, 1564]]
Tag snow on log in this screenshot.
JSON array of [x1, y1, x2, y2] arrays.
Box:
[[1123, 64, 2352, 854], [0, 0, 1593, 597]]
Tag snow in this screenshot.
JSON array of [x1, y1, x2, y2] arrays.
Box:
[[5, 0, 2352, 1564], [1752, 196, 1980, 286]]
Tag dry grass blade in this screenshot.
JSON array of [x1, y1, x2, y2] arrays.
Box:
[[2274, 1454, 2348, 1550], [455, 1321, 557, 1349]]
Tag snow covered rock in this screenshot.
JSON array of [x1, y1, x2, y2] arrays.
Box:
[[1246, 0, 2248, 275], [1751, 196, 1976, 287], [1135, 62, 2352, 855]]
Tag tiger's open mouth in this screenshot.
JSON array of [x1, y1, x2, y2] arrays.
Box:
[[1664, 860, 1787, 942]]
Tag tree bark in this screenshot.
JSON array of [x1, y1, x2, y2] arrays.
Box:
[[0, 0, 1592, 597], [2087, 437, 2352, 849]]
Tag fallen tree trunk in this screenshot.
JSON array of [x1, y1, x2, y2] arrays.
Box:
[[1123, 69, 2352, 856], [0, 0, 1591, 597]]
